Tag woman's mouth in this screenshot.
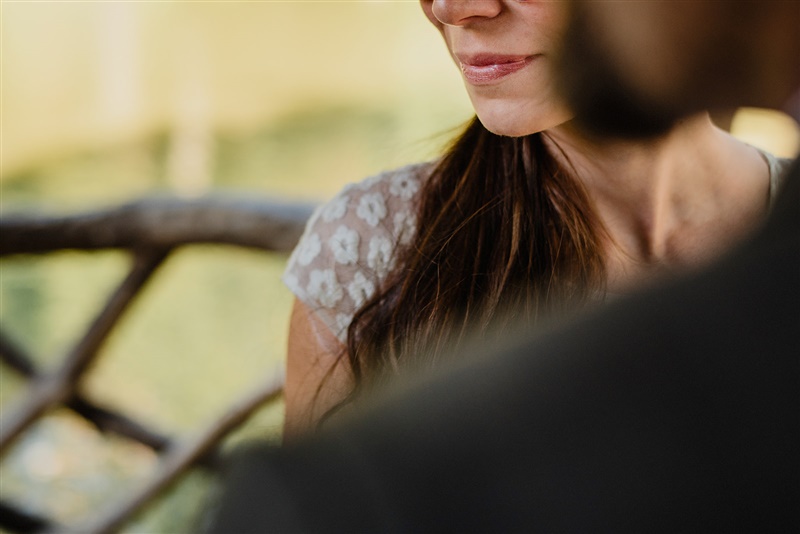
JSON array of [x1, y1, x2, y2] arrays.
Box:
[[457, 54, 536, 85]]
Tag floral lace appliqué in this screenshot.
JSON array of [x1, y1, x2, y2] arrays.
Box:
[[329, 225, 360, 265], [282, 162, 432, 341], [356, 193, 388, 227], [295, 233, 322, 266]]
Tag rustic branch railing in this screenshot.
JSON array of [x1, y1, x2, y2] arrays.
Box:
[[0, 196, 314, 255], [0, 195, 315, 534]]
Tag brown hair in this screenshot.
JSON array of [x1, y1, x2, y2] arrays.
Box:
[[333, 117, 607, 409]]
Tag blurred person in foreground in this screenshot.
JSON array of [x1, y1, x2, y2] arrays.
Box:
[[203, 1, 799, 532]]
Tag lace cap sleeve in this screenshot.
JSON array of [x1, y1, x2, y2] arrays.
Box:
[[282, 163, 430, 341]]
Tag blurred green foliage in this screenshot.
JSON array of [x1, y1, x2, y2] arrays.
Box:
[[0, 101, 470, 532], [1, 1, 473, 530]]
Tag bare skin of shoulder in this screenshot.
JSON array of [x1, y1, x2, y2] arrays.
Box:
[[284, 299, 350, 441]]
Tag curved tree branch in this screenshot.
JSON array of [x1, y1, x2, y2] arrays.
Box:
[[0, 330, 172, 452], [72, 369, 285, 534], [0, 196, 317, 256], [0, 251, 168, 458], [0, 195, 303, 532]]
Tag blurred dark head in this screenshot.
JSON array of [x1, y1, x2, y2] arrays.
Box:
[[559, 1, 800, 138]]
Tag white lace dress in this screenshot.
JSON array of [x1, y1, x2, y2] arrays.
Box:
[[282, 162, 434, 341], [283, 151, 791, 341]]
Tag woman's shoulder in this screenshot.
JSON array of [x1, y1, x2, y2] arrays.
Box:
[[310, 160, 434, 245], [340, 160, 436, 201], [282, 161, 435, 340]]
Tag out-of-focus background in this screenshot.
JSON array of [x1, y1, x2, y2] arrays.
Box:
[[1, 1, 798, 532]]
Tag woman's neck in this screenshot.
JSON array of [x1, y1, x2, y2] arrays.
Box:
[[543, 112, 771, 291]]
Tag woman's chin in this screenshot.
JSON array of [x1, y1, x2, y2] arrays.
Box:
[[478, 117, 540, 138], [474, 102, 573, 138]]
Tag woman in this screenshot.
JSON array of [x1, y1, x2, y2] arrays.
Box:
[[281, 0, 790, 437]]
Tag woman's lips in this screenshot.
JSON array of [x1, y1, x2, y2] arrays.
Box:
[[458, 54, 536, 85]]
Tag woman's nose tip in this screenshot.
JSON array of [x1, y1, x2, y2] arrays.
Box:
[[431, 0, 503, 26]]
